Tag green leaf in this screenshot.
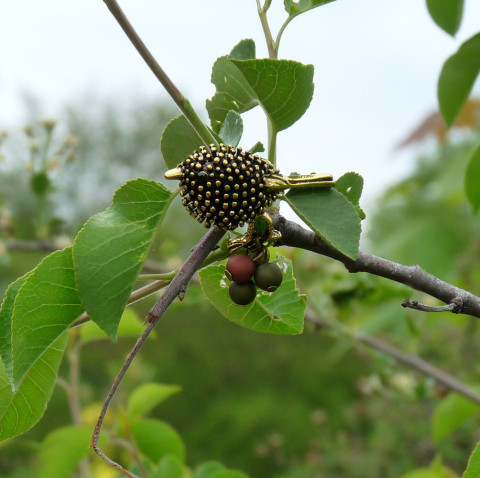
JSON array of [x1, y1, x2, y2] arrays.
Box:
[[37, 425, 101, 478], [151, 455, 186, 478], [11, 248, 84, 388], [426, 0, 464, 36], [465, 145, 480, 213], [131, 419, 185, 464], [219, 111, 243, 148], [229, 39, 256, 61], [161, 116, 205, 169], [194, 462, 226, 478], [232, 59, 314, 132], [464, 441, 480, 478], [335, 172, 366, 220], [79, 307, 147, 343], [199, 256, 306, 335], [432, 393, 480, 443], [0, 272, 31, 378], [206, 41, 258, 133], [210, 472, 249, 478], [285, 188, 361, 259], [248, 141, 265, 154], [0, 332, 68, 441], [127, 383, 181, 420], [438, 33, 480, 127], [73, 179, 172, 340], [284, 0, 336, 16]]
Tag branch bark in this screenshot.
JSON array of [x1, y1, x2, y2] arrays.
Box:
[[272, 214, 480, 319]]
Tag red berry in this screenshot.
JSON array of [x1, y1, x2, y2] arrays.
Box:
[[225, 254, 255, 283]]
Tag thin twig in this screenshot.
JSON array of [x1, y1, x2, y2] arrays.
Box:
[[402, 297, 463, 313], [103, 0, 218, 148], [272, 214, 480, 319], [90, 227, 225, 477], [306, 313, 480, 405]]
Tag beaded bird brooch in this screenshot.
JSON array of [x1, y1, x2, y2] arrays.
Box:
[[165, 143, 335, 253]]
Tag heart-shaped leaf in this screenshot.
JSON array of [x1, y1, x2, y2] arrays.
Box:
[[426, 0, 464, 36], [199, 256, 306, 335], [232, 59, 314, 132], [73, 179, 172, 340], [206, 40, 258, 133], [0, 332, 68, 441], [161, 115, 205, 169], [465, 145, 480, 213], [11, 248, 83, 388], [438, 33, 480, 127], [335, 171, 366, 219], [219, 110, 243, 147], [285, 188, 361, 259]]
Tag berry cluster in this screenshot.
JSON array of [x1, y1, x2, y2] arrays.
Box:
[[178, 144, 278, 230], [225, 254, 283, 306]]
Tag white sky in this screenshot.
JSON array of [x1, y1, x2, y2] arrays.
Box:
[[1, 0, 480, 214]]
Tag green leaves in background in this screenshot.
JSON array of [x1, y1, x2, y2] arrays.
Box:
[[10, 248, 83, 389], [131, 419, 186, 464], [432, 392, 480, 443], [438, 33, 480, 127], [232, 59, 314, 132], [464, 441, 480, 478], [199, 256, 306, 334], [219, 111, 243, 148], [207, 40, 257, 133], [285, 188, 361, 259], [426, 0, 464, 36], [284, 0, 336, 17], [465, 145, 480, 213], [0, 333, 68, 441], [194, 461, 250, 478], [127, 382, 181, 420], [161, 115, 205, 169], [335, 171, 366, 219], [152, 455, 186, 478], [36, 425, 101, 478], [73, 179, 172, 340]]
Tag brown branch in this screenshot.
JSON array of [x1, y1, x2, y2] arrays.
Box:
[[90, 227, 225, 477], [402, 298, 463, 313], [306, 313, 480, 405], [272, 214, 480, 319]]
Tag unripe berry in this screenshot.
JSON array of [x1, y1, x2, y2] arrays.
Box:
[[254, 262, 283, 292], [229, 281, 257, 306], [225, 254, 255, 283]]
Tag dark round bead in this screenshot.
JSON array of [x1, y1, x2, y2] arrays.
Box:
[[225, 254, 255, 283], [229, 280, 257, 306], [254, 262, 283, 292]]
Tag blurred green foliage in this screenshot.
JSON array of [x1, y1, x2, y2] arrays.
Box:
[[1, 98, 480, 478]]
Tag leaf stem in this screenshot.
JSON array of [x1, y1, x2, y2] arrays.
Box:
[[256, 0, 277, 59], [103, 0, 218, 149]]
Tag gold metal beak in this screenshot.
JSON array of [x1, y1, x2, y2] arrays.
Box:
[[164, 167, 183, 180], [264, 173, 335, 192]]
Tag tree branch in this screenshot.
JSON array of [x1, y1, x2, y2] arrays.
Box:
[[272, 214, 480, 319], [306, 312, 480, 405], [90, 227, 225, 477]]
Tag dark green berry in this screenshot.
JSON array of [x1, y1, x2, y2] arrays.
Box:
[[225, 254, 255, 283], [229, 280, 257, 306], [254, 262, 283, 292]]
